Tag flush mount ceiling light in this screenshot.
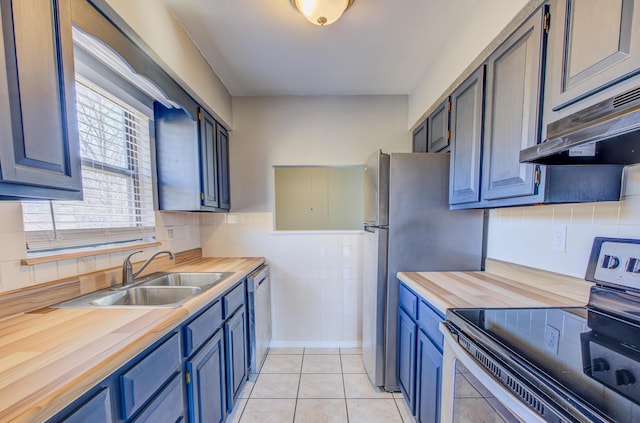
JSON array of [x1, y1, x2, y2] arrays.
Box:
[[290, 0, 354, 26]]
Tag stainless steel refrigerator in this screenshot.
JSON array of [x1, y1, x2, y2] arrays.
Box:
[[362, 151, 485, 391]]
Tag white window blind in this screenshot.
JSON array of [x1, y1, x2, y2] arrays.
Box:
[[22, 78, 155, 252]]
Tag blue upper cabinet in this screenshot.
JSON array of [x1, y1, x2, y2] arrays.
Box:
[[427, 99, 450, 153], [412, 119, 427, 153], [200, 108, 220, 209], [449, 66, 485, 206], [216, 123, 230, 210], [199, 108, 230, 211], [0, 0, 82, 200], [548, 0, 640, 112], [155, 104, 230, 212], [481, 6, 546, 203]]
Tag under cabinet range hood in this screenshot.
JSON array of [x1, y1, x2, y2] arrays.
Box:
[[520, 85, 640, 165]]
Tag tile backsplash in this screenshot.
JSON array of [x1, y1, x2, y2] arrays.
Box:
[[0, 204, 200, 292], [200, 212, 363, 347], [486, 165, 640, 278]]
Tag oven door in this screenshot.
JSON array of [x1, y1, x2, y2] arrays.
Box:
[[440, 323, 545, 423]]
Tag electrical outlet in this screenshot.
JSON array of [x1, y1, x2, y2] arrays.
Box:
[[545, 325, 560, 355], [166, 226, 175, 240], [552, 225, 567, 252]]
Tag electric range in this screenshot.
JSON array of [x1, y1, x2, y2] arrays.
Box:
[[445, 237, 640, 423]]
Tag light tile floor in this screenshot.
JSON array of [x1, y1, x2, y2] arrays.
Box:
[[227, 348, 414, 423]]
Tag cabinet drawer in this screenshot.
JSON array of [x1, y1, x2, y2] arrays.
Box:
[[184, 300, 223, 357], [417, 300, 444, 350], [131, 374, 184, 423], [60, 388, 112, 423], [120, 333, 181, 420], [223, 283, 245, 319], [399, 284, 418, 320]]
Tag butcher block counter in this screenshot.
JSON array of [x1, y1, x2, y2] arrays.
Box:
[[397, 259, 594, 315], [0, 256, 264, 423]]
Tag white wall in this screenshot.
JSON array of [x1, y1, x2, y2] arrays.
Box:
[[486, 166, 640, 278], [200, 95, 411, 347], [104, 0, 233, 127], [408, 0, 529, 128], [230, 95, 410, 212]]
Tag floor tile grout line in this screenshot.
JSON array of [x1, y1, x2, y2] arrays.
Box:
[[339, 350, 350, 423]]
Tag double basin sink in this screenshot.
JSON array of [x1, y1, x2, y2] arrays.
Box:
[[55, 272, 234, 308]]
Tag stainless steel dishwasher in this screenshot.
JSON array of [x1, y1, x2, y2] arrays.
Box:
[[247, 264, 271, 380]]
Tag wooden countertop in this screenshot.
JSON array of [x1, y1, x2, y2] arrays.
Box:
[[397, 259, 593, 315], [0, 257, 264, 423]]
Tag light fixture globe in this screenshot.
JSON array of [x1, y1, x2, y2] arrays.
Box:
[[291, 0, 354, 26]]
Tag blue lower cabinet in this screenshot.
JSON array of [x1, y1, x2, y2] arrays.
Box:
[[120, 333, 182, 420], [57, 388, 113, 423], [131, 374, 185, 423], [416, 330, 442, 423], [398, 282, 444, 423], [47, 278, 252, 423], [186, 330, 226, 423], [225, 306, 247, 411], [398, 307, 417, 413]]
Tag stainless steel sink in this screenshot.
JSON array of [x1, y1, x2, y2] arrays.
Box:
[[90, 286, 201, 307], [54, 271, 234, 308], [138, 272, 234, 289]]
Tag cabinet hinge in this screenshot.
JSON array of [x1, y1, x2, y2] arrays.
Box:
[[447, 130, 451, 140], [186, 371, 191, 385], [200, 192, 205, 201], [543, 11, 551, 33], [447, 100, 451, 112], [198, 110, 202, 121], [534, 167, 541, 186]]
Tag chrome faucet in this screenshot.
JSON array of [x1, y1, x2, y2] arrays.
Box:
[[122, 250, 174, 285]]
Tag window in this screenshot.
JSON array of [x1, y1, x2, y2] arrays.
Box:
[[274, 166, 364, 231], [22, 77, 155, 252]]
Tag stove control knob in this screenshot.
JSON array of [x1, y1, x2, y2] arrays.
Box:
[[615, 369, 635, 386], [626, 258, 640, 273], [592, 358, 610, 372], [602, 255, 620, 269]]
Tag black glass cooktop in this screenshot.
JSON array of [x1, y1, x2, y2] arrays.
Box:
[[448, 306, 640, 423]]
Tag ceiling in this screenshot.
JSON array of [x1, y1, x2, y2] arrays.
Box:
[[163, 0, 477, 96]]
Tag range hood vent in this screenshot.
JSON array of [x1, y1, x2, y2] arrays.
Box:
[[520, 86, 640, 165]]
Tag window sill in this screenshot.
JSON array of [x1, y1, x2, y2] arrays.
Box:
[[21, 241, 162, 266]]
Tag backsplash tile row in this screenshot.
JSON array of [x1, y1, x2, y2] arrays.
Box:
[[486, 165, 640, 278], [200, 212, 363, 347]]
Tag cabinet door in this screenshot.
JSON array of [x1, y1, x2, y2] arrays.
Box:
[[0, 0, 82, 199], [550, 0, 640, 110], [449, 67, 484, 205], [427, 99, 450, 152], [415, 330, 442, 423], [412, 120, 427, 153], [199, 108, 220, 208], [398, 307, 417, 414], [481, 7, 546, 201], [187, 330, 226, 423], [225, 306, 247, 412], [216, 123, 230, 210]]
